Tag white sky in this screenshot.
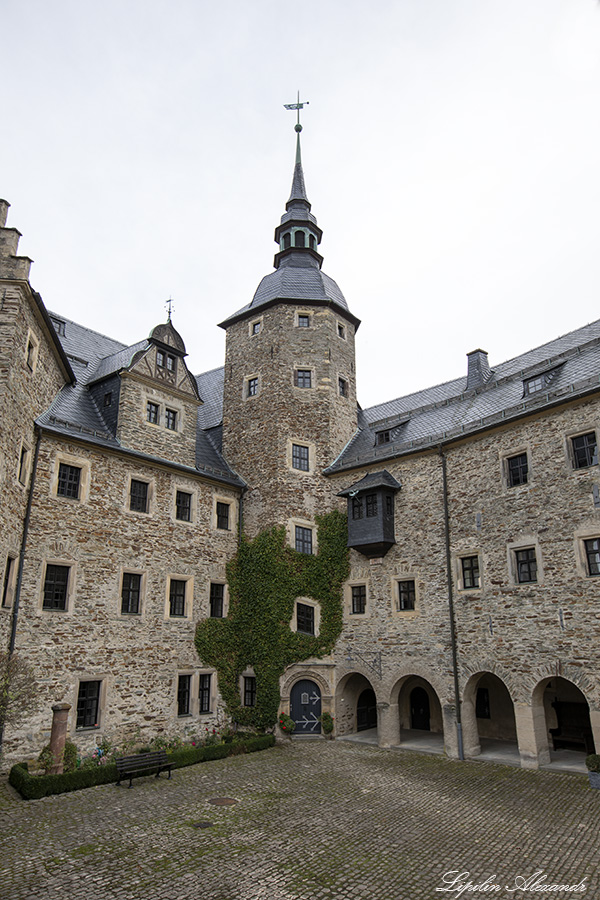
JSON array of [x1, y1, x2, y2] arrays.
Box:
[[2, 0, 600, 409]]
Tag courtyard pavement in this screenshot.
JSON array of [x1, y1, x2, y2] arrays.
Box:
[[0, 739, 599, 900]]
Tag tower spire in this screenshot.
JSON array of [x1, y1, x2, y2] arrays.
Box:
[[283, 92, 310, 208]]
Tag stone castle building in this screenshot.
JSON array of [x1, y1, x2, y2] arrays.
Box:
[[1, 125, 599, 770]]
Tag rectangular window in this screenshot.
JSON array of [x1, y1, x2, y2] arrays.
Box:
[[156, 350, 166, 367], [515, 548, 537, 584], [177, 674, 191, 716], [176, 490, 192, 522], [397, 580, 416, 611], [461, 556, 480, 589], [351, 497, 363, 520], [43, 564, 70, 611], [166, 354, 176, 372], [147, 401, 159, 424], [376, 431, 390, 445], [210, 583, 224, 618], [165, 408, 177, 431], [130, 479, 149, 513], [216, 502, 230, 530], [385, 495, 394, 516], [365, 494, 378, 517], [294, 369, 312, 389], [2, 556, 15, 608], [338, 377, 348, 398], [296, 602, 315, 635], [507, 452, 528, 487], [121, 572, 141, 615], [169, 579, 187, 617], [572, 432, 598, 469], [297, 314, 310, 328], [252, 321, 261, 335], [584, 538, 600, 576], [292, 444, 309, 471], [244, 676, 257, 707], [247, 377, 259, 397], [295, 526, 313, 555], [199, 674, 211, 713], [351, 585, 366, 615], [76, 680, 100, 729], [337, 323, 346, 339], [57, 463, 81, 499]]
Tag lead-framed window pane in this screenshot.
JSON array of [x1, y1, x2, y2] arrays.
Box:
[[57, 463, 81, 499], [397, 579, 415, 611], [210, 583, 224, 618], [76, 680, 100, 729], [351, 498, 363, 520], [572, 432, 598, 469], [199, 674, 211, 713], [176, 490, 192, 522], [507, 453, 528, 487], [351, 585, 366, 615], [515, 548, 537, 584], [461, 556, 480, 589], [43, 564, 69, 610], [121, 572, 141, 615], [169, 579, 186, 617], [296, 602, 315, 635], [177, 674, 191, 716], [365, 494, 378, 517], [295, 526, 313, 555], [292, 444, 309, 471], [130, 479, 149, 513], [584, 538, 600, 576]]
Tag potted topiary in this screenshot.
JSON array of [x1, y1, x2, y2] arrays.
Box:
[[278, 713, 296, 739], [319, 712, 334, 739], [585, 754, 600, 789]]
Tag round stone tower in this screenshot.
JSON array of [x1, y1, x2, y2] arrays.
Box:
[[219, 122, 360, 539]]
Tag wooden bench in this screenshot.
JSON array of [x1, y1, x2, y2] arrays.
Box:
[[549, 701, 595, 754], [115, 751, 172, 788]]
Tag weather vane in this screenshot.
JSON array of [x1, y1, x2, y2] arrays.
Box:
[[165, 296, 174, 322], [284, 91, 309, 132]]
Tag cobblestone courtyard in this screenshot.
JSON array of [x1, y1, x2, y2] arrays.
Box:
[[1, 740, 599, 900]]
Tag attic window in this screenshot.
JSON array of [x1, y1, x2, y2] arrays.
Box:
[[376, 430, 391, 446], [50, 317, 66, 336], [523, 368, 559, 396], [157, 350, 176, 372]]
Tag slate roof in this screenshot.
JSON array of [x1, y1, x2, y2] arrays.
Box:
[[37, 314, 243, 487], [326, 318, 600, 473]]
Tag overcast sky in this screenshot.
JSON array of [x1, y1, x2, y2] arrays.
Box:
[[2, 0, 600, 409]]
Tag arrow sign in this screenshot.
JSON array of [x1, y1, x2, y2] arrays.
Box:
[[309, 692, 319, 705], [300, 713, 319, 732]]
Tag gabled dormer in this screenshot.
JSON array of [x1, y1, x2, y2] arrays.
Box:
[[338, 470, 401, 558]]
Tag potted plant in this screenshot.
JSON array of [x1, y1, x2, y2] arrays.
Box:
[[319, 712, 334, 739], [278, 713, 296, 739], [585, 754, 600, 789]]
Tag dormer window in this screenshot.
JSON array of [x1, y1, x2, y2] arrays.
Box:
[[157, 350, 176, 373], [376, 430, 391, 446], [523, 367, 560, 396]]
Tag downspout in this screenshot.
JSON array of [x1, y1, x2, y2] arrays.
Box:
[[439, 445, 464, 760], [0, 427, 41, 754]]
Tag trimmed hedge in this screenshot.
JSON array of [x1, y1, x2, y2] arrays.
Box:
[[9, 734, 275, 800]]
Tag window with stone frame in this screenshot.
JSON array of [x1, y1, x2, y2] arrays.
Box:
[[146, 401, 159, 424], [571, 432, 598, 470], [130, 479, 149, 513], [460, 555, 480, 589], [43, 564, 70, 611], [57, 463, 81, 500], [169, 578, 187, 617], [506, 452, 528, 487], [76, 680, 101, 729], [177, 674, 192, 716], [337, 323, 346, 339], [397, 579, 416, 611], [351, 584, 367, 615], [210, 582, 224, 618], [514, 547, 538, 584], [584, 538, 600, 576], [176, 490, 192, 522], [338, 377, 348, 398], [297, 314, 310, 328], [296, 602, 315, 635], [294, 369, 312, 388], [295, 525, 313, 555], [292, 443, 309, 471], [2, 556, 16, 608], [121, 572, 142, 615], [252, 321, 261, 335], [247, 377, 259, 397], [243, 676, 257, 707], [199, 673, 212, 713], [165, 408, 177, 431], [216, 501, 230, 530]]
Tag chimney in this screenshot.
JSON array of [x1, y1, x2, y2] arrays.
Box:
[[466, 349, 491, 390], [0, 199, 10, 228]]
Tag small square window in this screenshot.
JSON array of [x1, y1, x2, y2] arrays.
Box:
[[295, 526, 313, 555], [177, 674, 191, 716], [351, 498, 363, 520], [294, 369, 312, 389], [165, 408, 177, 431], [147, 401, 159, 424], [515, 548, 537, 584], [351, 585, 366, 615], [461, 556, 480, 589], [121, 572, 141, 615], [376, 431, 391, 446], [130, 480, 149, 513], [296, 602, 315, 635], [216, 502, 230, 530], [244, 676, 257, 707], [365, 494, 378, 517], [169, 579, 187, 617], [584, 539, 600, 576], [338, 377, 348, 398], [292, 444, 309, 471], [337, 323, 346, 339], [176, 490, 192, 522], [297, 314, 310, 328], [397, 580, 415, 611], [524, 375, 544, 395], [252, 321, 261, 335], [210, 583, 224, 618], [76, 680, 101, 729], [199, 674, 212, 713], [247, 377, 259, 397], [57, 463, 81, 499], [571, 432, 598, 470], [507, 453, 528, 487], [43, 564, 70, 611]]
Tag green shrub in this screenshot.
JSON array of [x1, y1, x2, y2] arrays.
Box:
[[585, 753, 600, 773]]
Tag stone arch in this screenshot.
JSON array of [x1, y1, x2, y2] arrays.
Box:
[[462, 671, 518, 758], [280, 668, 332, 714], [531, 675, 596, 760], [335, 670, 378, 738], [388, 674, 445, 750]]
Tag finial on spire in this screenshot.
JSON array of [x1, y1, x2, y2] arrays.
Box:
[[283, 91, 309, 133], [165, 297, 174, 322]]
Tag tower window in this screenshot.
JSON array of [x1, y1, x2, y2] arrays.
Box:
[[294, 369, 312, 389], [337, 323, 346, 339], [297, 314, 310, 328], [338, 377, 348, 398], [294, 231, 305, 248], [309, 234, 316, 250], [247, 377, 259, 397], [147, 401, 159, 424], [292, 444, 309, 471], [283, 232, 291, 249], [295, 526, 313, 555]]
